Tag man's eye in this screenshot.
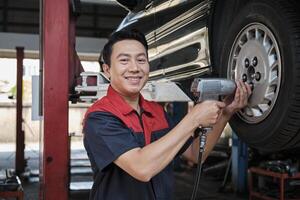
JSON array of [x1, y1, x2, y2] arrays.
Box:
[[138, 59, 146, 63], [120, 59, 129, 62]]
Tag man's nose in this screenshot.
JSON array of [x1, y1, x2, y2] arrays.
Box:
[[128, 60, 140, 72]]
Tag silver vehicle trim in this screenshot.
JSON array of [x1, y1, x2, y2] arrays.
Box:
[[149, 26, 211, 81], [154, 1, 209, 42]]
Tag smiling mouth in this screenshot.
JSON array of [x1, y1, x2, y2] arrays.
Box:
[[125, 76, 142, 81]]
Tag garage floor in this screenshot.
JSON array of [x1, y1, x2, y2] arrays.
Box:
[[0, 143, 248, 200]]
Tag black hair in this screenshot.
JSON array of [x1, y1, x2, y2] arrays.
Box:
[[100, 29, 148, 67]]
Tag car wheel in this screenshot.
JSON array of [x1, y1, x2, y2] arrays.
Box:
[[219, 0, 300, 152]]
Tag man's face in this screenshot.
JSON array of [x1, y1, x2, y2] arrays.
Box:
[[104, 39, 149, 97]]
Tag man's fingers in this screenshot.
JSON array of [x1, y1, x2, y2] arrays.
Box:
[[216, 101, 226, 108], [245, 83, 252, 97], [239, 80, 247, 94], [234, 81, 241, 102], [238, 80, 252, 105], [241, 81, 248, 104]]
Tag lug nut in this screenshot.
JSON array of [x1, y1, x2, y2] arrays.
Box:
[[242, 74, 247, 82], [245, 58, 250, 68], [255, 72, 261, 81], [252, 57, 258, 67]]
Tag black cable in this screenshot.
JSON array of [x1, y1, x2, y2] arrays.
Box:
[[190, 150, 204, 200], [190, 130, 208, 200]]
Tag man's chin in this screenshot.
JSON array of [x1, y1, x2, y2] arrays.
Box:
[[128, 86, 142, 94], [126, 84, 146, 94]]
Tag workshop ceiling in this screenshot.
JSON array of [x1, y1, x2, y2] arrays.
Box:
[[0, 0, 127, 38]]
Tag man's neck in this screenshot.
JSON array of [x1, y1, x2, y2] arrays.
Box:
[[121, 94, 140, 114]]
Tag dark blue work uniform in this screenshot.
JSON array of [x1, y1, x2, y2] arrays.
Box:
[[84, 86, 182, 200]]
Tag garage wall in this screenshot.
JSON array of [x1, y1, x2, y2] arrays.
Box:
[[0, 103, 89, 143]]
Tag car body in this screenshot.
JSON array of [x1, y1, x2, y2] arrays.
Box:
[[117, 0, 211, 82]]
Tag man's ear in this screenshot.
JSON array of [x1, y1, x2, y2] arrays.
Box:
[[102, 63, 111, 79]]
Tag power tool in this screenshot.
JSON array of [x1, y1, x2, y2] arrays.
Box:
[[190, 78, 236, 200]]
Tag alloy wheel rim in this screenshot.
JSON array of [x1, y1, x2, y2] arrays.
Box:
[[228, 22, 282, 124]]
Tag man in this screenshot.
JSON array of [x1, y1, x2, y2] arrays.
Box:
[[83, 29, 251, 200]]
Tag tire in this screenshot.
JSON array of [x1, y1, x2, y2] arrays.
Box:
[[219, 0, 300, 152]]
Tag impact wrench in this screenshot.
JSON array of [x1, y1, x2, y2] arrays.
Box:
[[190, 78, 236, 200]]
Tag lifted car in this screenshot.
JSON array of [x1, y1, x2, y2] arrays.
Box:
[[115, 0, 300, 152]]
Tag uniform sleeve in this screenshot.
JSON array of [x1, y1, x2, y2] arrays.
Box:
[[84, 112, 140, 171]]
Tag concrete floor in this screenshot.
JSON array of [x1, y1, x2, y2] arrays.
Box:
[[0, 142, 248, 200]]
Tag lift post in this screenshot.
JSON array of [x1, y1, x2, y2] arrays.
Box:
[[231, 132, 248, 193], [41, 0, 70, 199], [15, 47, 25, 175]]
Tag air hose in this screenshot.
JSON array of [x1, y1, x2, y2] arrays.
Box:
[[190, 128, 209, 200]]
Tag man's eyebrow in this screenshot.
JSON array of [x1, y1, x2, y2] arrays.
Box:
[[116, 53, 147, 58], [136, 53, 147, 57], [116, 53, 130, 58]]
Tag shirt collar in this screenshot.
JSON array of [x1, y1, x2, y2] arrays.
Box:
[[107, 85, 153, 116]]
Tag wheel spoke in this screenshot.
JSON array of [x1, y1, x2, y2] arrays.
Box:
[[255, 28, 261, 40], [244, 106, 254, 117], [257, 29, 265, 43], [264, 92, 275, 102], [234, 46, 241, 57], [257, 104, 269, 113], [270, 60, 278, 70], [263, 33, 267, 44], [263, 35, 272, 52], [252, 107, 263, 117], [269, 69, 279, 85], [267, 44, 275, 56], [246, 31, 251, 40], [239, 34, 248, 46]]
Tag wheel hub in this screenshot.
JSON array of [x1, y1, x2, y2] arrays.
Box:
[[228, 23, 282, 124]]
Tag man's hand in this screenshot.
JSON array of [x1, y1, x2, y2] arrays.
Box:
[[189, 100, 226, 127], [223, 80, 252, 117]]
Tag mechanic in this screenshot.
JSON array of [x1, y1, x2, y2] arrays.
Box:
[[83, 29, 252, 200]]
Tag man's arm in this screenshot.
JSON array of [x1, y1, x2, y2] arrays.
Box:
[[114, 100, 225, 182]]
